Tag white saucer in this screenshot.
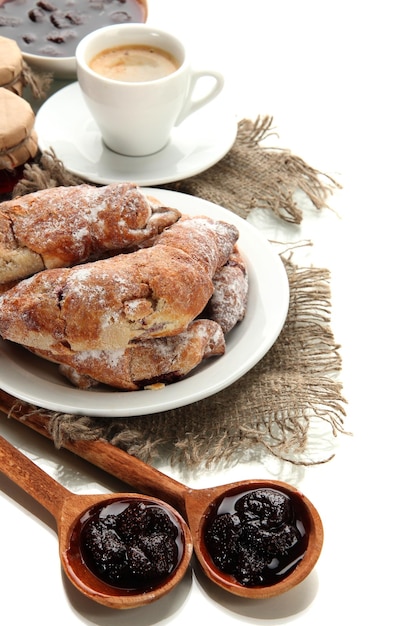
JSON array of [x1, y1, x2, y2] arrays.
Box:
[[0, 190, 289, 417], [35, 82, 238, 186]]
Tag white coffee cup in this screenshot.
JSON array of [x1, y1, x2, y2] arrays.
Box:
[[75, 24, 224, 156]]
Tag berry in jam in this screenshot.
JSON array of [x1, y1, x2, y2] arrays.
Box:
[[74, 497, 184, 592], [204, 488, 308, 587]]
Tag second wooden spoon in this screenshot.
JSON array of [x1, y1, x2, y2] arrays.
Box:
[[0, 391, 324, 600]]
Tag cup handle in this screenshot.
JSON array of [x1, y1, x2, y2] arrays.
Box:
[[175, 70, 224, 126]]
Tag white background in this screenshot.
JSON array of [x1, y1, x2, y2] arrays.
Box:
[[1, 1, 416, 624]]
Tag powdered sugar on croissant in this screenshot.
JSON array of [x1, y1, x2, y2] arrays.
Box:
[[0, 182, 181, 284], [0, 216, 239, 353], [30, 319, 226, 391], [205, 248, 249, 334]]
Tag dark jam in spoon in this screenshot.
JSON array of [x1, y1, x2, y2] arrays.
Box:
[[74, 498, 184, 592], [204, 488, 308, 587]]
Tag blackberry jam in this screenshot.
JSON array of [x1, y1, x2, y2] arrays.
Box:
[[204, 487, 308, 587], [0, 165, 25, 200], [73, 497, 184, 592]]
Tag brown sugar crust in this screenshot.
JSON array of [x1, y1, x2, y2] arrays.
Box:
[[0, 216, 239, 353], [0, 182, 181, 284], [30, 319, 226, 390]]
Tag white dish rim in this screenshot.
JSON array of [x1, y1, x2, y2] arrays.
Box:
[[0, 189, 289, 417]]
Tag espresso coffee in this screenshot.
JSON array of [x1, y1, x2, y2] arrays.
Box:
[[89, 45, 180, 82], [76, 24, 224, 155]]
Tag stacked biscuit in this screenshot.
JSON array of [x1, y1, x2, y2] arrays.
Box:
[[0, 183, 248, 390]]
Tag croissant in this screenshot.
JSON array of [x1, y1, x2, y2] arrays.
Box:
[[0, 216, 239, 353], [29, 319, 226, 390], [205, 248, 249, 334], [0, 182, 181, 284]]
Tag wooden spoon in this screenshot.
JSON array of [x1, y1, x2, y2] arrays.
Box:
[[0, 391, 324, 600], [0, 434, 193, 610]]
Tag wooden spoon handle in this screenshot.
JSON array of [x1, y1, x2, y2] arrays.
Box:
[[0, 434, 71, 519], [0, 390, 189, 517]]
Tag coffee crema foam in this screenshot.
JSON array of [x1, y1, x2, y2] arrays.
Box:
[[89, 45, 180, 82]]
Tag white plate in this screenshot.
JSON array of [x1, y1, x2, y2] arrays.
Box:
[[34, 82, 238, 186], [0, 190, 289, 417]]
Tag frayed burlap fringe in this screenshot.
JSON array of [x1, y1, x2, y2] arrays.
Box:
[[21, 61, 53, 100], [164, 116, 341, 224], [12, 148, 83, 197], [38, 257, 346, 469]]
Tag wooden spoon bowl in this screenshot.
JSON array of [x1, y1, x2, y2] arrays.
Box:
[[0, 435, 193, 610], [188, 479, 323, 599]]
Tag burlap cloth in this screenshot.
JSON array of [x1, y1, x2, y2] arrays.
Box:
[[7, 116, 347, 469]]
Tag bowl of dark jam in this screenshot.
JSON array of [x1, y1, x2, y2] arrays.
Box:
[[0, 0, 148, 78]]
